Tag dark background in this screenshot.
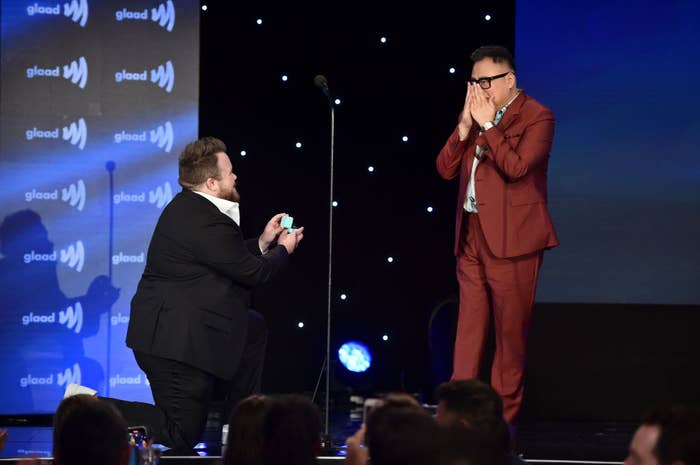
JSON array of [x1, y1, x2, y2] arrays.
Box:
[[199, 0, 516, 400]]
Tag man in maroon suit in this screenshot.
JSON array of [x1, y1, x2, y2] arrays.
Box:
[[436, 45, 559, 426]]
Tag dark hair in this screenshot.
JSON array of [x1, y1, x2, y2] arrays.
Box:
[[223, 395, 271, 465], [53, 395, 129, 465], [470, 45, 516, 73], [178, 137, 227, 188], [436, 379, 503, 433], [642, 404, 700, 465], [365, 403, 440, 465], [261, 395, 321, 465], [440, 427, 509, 465]]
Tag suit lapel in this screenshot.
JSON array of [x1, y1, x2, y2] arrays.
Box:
[[497, 91, 526, 131]]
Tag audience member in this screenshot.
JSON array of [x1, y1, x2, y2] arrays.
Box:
[[222, 395, 271, 465], [624, 404, 700, 465], [53, 394, 130, 465], [261, 395, 321, 465]]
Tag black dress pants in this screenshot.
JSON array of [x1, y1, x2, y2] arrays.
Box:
[[102, 309, 267, 452]]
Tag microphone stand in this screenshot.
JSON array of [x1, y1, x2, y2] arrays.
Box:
[[313, 76, 335, 450]]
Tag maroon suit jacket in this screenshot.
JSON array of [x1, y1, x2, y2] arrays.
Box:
[[436, 91, 559, 259]]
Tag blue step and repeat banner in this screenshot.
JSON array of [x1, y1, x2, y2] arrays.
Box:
[[0, 0, 199, 413]]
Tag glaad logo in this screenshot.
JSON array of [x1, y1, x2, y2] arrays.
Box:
[[150, 121, 173, 152], [19, 363, 81, 388], [111, 312, 129, 326], [25, 118, 87, 150], [60, 241, 85, 272], [63, 0, 88, 27], [113, 121, 173, 152], [24, 179, 86, 211], [150, 60, 174, 92], [115, 1, 174, 31], [26, 57, 87, 87], [110, 373, 143, 388], [149, 182, 173, 208], [59, 302, 83, 333], [62, 118, 88, 150], [26, 56, 88, 89], [23, 241, 85, 272], [150, 0, 175, 32], [20, 302, 83, 334], [63, 56, 88, 89], [62, 180, 86, 210], [113, 182, 172, 209], [112, 252, 145, 266], [115, 61, 174, 93], [57, 363, 81, 387], [26, 0, 88, 27]]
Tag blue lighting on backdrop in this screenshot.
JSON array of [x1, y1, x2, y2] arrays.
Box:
[[0, 0, 200, 414]]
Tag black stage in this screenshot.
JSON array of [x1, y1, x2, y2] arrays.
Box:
[[0, 410, 634, 465]]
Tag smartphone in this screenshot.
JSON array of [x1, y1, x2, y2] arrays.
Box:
[[362, 398, 384, 424], [127, 426, 149, 447]]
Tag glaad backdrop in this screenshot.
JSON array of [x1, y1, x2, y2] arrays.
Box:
[[0, 0, 199, 413]]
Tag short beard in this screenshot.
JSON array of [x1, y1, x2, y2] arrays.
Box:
[[224, 188, 240, 203]]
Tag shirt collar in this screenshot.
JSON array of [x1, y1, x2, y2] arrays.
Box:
[[498, 88, 522, 115], [192, 190, 240, 226]]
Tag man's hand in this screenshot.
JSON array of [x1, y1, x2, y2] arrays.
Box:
[[258, 213, 288, 252], [278, 227, 304, 254], [469, 83, 497, 128], [344, 424, 368, 465], [458, 83, 475, 141]]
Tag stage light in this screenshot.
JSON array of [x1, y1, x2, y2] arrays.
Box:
[[281, 74, 288, 82], [338, 341, 372, 373], [297, 321, 305, 328], [402, 136, 408, 142], [367, 165, 375, 173], [387, 256, 394, 263], [334, 98, 341, 105], [449, 67, 456, 74], [426, 206, 434, 213], [295, 141, 303, 149], [380, 36, 387, 44], [485, 14, 492, 21], [240, 150, 247, 157], [201, 5, 207, 11], [256, 18, 263, 25], [340, 293, 348, 301], [332, 200, 338, 207], [382, 334, 389, 341]]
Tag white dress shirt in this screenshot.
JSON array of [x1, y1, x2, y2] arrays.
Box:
[[193, 190, 240, 226]]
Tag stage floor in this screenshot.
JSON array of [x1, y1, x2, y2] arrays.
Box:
[[0, 410, 634, 464]]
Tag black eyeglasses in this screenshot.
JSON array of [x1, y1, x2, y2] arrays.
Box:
[[468, 72, 511, 89]]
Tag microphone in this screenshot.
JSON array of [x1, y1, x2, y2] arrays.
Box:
[[314, 75, 330, 98]]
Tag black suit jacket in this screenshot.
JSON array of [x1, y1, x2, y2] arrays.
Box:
[[126, 189, 289, 379]]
